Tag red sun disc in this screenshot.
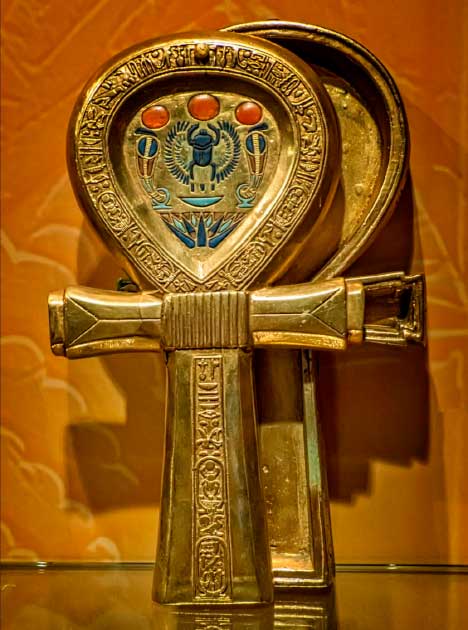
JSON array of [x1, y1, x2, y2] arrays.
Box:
[[235, 101, 263, 125], [188, 94, 220, 121], [142, 105, 170, 129]]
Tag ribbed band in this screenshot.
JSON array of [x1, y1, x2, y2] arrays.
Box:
[[162, 291, 249, 349]]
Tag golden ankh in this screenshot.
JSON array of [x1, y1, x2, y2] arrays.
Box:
[[48, 27, 424, 606], [49, 275, 422, 604]]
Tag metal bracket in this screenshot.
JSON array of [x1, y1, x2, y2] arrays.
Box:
[[356, 272, 425, 346]]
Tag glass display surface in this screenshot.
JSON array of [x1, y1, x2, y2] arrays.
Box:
[[1, 565, 467, 629]]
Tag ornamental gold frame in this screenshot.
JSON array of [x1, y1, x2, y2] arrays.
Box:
[[68, 31, 340, 295]]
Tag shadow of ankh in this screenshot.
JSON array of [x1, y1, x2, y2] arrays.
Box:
[[66, 350, 167, 511], [64, 243, 167, 512], [319, 177, 431, 503]]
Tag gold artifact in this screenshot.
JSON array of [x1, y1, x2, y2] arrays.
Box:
[[48, 25, 425, 606], [226, 21, 426, 589]]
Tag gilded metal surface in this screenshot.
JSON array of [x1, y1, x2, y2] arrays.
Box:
[[226, 21, 419, 592], [68, 31, 340, 293], [226, 21, 409, 280], [163, 291, 249, 349], [250, 279, 350, 350], [153, 349, 272, 606], [48, 22, 426, 606], [52, 28, 345, 607], [48, 287, 163, 357], [48, 275, 423, 356], [359, 272, 425, 346], [47, 274, 424, 603]]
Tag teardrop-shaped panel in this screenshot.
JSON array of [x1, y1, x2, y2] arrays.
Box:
[[69, 32, 340, 293]]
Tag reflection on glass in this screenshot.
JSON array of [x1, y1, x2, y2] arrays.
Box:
[[152, 605, 273, 629], [151, 592, 336, 629], [1, 568, 337, 630], [274, 591, 336, 629]]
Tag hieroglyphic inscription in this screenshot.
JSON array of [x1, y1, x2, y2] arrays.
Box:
[[265, 61, 309, 104], [192, 356, 231, 600], [84, 44, 274, 120], [209, 179, 310, 290], [74, 39, 327, 293], [295, 101, 323, 181]]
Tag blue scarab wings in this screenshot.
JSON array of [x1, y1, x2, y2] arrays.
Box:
[[214, 120, 241, 183], [164, 121, 191, 185], [164, 120, 241, 186]]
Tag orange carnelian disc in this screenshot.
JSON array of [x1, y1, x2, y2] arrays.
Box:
[[235, 101, 263, 125], [141, 105, 170, 129], [188, 94, 220, 121]]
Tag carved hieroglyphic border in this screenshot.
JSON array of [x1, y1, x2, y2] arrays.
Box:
[[72, 35, 330, 293], [192, 355, 232, 601]]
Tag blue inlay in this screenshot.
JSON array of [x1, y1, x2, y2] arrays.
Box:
[[209, 223, 238, 248], [251, 123, 268, 133], [138, 113, 266, 251], [219, 219, 232, 232], [160, 212, 240, 249], [197, 217, 207, 247], [246, 131, 266, 154], [137, 136, 158, 158], [209, 216, 223, 235], [173, 218, 186, 232], [183, 217, 196, 234], [180, 196, 223, 208], [164, 222, 195, 248], [151, 187, 171, 210], [135, 127, 157, 137], [164, 119, 240, 191]]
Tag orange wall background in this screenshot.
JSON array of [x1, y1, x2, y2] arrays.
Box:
[[1, 0, 467, 564]]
